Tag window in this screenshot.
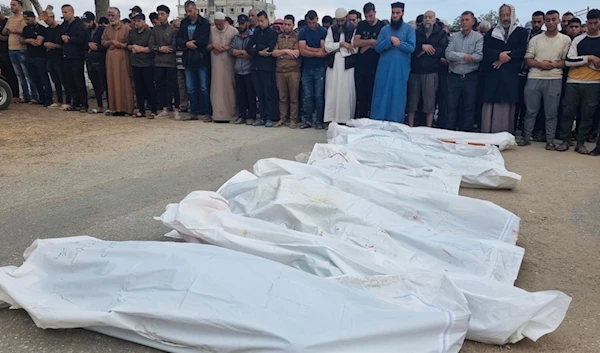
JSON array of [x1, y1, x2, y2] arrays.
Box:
[[241, 7, 244, 13], [219, 7, 223, 12], [200, 8, 204, 12], [230, 8, 234, 13]]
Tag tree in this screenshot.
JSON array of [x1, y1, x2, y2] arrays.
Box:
[[0, 4, 11, 16], [95, 0, 109, 18], [478, 9, 521, 26], [450, 15, 461, 32], [479, 10, 499, 26]]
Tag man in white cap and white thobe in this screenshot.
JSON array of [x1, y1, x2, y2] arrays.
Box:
[[208, 11, 238, 122], [324, 8, 358, 124]]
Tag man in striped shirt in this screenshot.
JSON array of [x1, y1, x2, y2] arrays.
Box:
[[556, 9, 600, 155]]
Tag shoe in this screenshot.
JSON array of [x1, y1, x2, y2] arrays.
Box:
[[48, 103, 61, 109], [265, 120, 274, 128], [80, 107, 89, 113], [174, 112, 190, 121], [104, 109, 112, 116], [274, 120, 285, 127], [315, 123, 324, 130], [189, 114, 199, 121], [156, 110, 170, 119], [234, 117, 245, 124], [252, 119, 265, 126], [589, 147, 600, 156], [147, 114, 156, 120], [517, 138, 531, 147], [290, 121, 297, 129], [246, 119, 255, 125], [299, 122, 312, 129]]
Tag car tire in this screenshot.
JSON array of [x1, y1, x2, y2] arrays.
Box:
[[0, 78, 13, 110]]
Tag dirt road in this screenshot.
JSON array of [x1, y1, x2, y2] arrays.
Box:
[[1, 105, 599, 352]]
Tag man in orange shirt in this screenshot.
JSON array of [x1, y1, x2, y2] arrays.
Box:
[[2, 0, 36, 102]]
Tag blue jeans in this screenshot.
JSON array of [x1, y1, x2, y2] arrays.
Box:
[[251, 70, 276, 122], [9, 50, 37, 101], [442, 72, 478, 132], [302, 66, 326, 124], [185, 66, 211, 116], [25, 56, 52, 105]]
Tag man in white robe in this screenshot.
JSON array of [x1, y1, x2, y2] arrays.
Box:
[[324, 8, 358, 123]]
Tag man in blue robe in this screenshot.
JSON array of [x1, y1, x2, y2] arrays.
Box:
[[371, 2, 416, 123]]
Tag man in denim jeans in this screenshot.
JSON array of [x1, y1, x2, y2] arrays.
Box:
[[21, 11, 52, 106], [2, 0, 37, 103], [176, 1, 211, 121], [298, 10, 328, 129], [441, 11, 483, 131]]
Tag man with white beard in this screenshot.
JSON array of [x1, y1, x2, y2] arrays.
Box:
[[324, 8, 358, 124]]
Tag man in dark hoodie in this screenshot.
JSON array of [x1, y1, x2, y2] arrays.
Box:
[[406, 10, 448, 127], [246, 10, 278, 127], [82, 11, 107, 113], [176, 0, 211, 121], [60, 4, 88, 112]]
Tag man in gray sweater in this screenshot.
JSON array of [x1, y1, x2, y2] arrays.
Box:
[[151, 5, 180, 119], [229, 14, 257, 124]]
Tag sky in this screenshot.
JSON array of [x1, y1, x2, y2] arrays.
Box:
[[48, 0, 595, 24]]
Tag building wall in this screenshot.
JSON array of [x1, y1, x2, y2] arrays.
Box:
[[177, 0, 276, 23]]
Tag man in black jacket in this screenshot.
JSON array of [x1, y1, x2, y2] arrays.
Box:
[[176, 0, 211, 121], [43, 7, 71, 109], [60, 4, 88, 112], [82, 11, 107, 113], [246, 11, 278, 127], [406, 10, 448, 127]]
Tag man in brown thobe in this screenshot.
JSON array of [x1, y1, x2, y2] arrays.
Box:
[[102, 7, 134, 116], [208, 12, 238, 122]]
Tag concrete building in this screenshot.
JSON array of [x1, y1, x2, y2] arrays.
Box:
[[177, 0, 276, 23]]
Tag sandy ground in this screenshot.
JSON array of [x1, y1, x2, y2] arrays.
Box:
[[1, 104, 599, 352]]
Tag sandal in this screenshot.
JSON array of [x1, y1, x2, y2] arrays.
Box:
[[589, 147, 600, 156], [204, 116, 213, 123], [556, 141, 570, 152], [517, 139, 531, 147], [299, 122, 312, 129], [575, 144, 589, 155], [65, 106, 79, 111], [134, 112, 146, 118], [545, 143, 556, 151], [532, 135, 546, 142]]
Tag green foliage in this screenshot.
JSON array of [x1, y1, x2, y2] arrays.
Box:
[[1, 4, 11, 17]]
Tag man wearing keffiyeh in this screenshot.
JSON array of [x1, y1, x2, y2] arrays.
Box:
[[480, 4, 528, 134]]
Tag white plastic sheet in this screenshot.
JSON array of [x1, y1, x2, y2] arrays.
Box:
[[310, 141, 521, 190], [253, 158, 519, 243], [0, 236, 470, 353], [328, 122, 507, 161], [218, 174, 523, 282], [346, 118, 517, 151], [157, 190, 571, 345]]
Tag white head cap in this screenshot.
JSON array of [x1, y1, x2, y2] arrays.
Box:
[[214, 12, 226, 20], [335, 8, 348, 19]]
